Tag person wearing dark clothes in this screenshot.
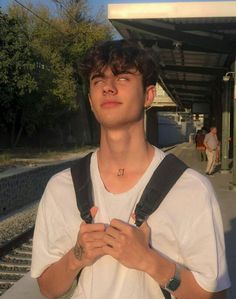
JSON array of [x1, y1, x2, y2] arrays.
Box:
[[195, 130, 207, 161]]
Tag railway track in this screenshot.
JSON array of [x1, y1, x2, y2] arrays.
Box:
[[0, 227, 34, 296]]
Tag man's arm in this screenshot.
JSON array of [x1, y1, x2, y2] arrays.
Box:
[[145, 246, 227, 299], [37, 247, 83, 299], [38, 222, 106, 299], [204, 135, 211, 151], [103, 219, 227, 299]]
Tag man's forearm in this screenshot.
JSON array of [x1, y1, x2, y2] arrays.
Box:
[[143, 248, 227, 299], [204, 141, 209, 150], [37, 247, 84, 299]]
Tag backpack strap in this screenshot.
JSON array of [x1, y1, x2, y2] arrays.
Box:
[[71, 152, 93, 224], [134, 153, 188, 227], [135, 153, 188, 299]]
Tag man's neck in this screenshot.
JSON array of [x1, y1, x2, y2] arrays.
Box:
[[98, 123, 154, 174], [96, 123, 155, 193]]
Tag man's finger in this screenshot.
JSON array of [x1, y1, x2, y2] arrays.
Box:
[[82, 231, 106, 242], [103, 234, 117, 248], [90, 206, 98, 218], [84, 240, 106, 249], [105, 226, 120, 239], [110, 218, 129, 231], [80, 222, 105, 233], [139, 221, 150, 234]]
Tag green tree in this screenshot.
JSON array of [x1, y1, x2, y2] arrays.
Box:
[[0, 10, 37, 147], [2, 1, 112, 148]]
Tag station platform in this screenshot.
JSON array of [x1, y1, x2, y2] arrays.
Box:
[[2, 142, 235, 299]]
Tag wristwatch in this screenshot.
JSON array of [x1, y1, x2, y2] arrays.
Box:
[[164, 264, 181, 293]]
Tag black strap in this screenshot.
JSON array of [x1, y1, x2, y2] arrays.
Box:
[[161, 288, 172, 299], [134, 153, 188, 227], [71, 152, 93, 224]]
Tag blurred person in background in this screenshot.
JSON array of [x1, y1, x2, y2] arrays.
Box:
[[204, 126, 220, 175]]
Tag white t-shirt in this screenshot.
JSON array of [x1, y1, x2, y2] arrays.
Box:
[[31, 147, 230, 299]]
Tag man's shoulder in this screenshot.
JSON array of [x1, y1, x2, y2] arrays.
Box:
[[158, 168, 217, 222], [46, 167, 73, 191], [40, 168, 77, 211], [183, 167, 212, 190], [177, 168, 217, 212]]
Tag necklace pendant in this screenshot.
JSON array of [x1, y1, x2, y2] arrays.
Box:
[[117, 168, 125, 176]]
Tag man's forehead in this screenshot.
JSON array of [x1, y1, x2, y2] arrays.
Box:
[[90, 66, 140, 79]]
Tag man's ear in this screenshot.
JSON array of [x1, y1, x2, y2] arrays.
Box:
[[88, 94, 94, 111], [144, 85, 156, 108]]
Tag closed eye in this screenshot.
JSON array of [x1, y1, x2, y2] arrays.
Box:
[[93, 79, 104, 85], [117, 76, 129, 81]]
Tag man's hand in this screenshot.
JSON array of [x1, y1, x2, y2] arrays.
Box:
[[75, 207, 106, 267], [103, 219, 151, 271], [76, 222, 106, 266]]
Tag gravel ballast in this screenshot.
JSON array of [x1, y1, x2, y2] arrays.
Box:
[[0, 203, 38, 246]]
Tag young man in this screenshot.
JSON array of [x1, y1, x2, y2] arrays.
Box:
[[204, 126, 220, 175], [31, 40, 230, 299]]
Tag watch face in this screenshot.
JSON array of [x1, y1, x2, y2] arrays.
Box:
[[167, 278, 181, 291]]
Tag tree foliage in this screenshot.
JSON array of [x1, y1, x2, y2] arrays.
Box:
[[0, 2, 112, 147], [0, 10, 37, 146]]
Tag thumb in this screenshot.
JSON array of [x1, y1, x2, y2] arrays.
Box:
[[90, 206, 98, 218], [140, 221, 151, 243], [80, 206, 98, 228], [140, 220, 150, 234]]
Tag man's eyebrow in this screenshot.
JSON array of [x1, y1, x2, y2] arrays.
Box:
[[90, 69, 138, 81], [116, 70, 139, 75], [90, 73, 104, 81]]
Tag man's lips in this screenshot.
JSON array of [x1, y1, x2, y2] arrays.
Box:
[[101, 100, 122, 108]]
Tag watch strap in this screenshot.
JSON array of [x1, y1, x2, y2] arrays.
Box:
[[164, 263, 181, 293]]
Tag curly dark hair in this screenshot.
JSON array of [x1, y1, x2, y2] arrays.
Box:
[[79, 40, 159, 90]]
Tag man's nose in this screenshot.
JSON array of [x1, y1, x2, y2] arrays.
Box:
[[103, 79, 117, 94]]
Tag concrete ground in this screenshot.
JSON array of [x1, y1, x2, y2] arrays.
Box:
[[2, 142, 235, 298]]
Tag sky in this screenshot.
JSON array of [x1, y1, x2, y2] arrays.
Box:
[[0, 0, 180, 20], [0, 0, 149, 16], [1, 0, 235, 17]]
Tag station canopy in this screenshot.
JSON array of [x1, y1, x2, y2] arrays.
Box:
[[108, 1, 236, 111]]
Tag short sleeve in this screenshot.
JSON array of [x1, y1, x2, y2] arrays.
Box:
[[180, 185, 230, 292], [31, 177, 75, 278]]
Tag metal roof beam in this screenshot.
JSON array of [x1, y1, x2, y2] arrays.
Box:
[[155, 39, 227, 54], [175, 88, 208, 95], [134, 38, 232, 55], [164, 64, 226, 75], [180, 96, 208, 101], [158, 78, 183, 108], [112, 19, 234, 54], [164, 79, 210, 87], [175, 22, 236, 32]]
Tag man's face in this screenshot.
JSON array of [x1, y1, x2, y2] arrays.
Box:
[[211, 127, 217, 134], [88, 66, 155, 129]]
